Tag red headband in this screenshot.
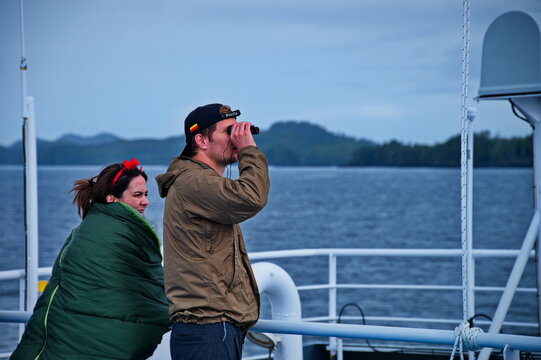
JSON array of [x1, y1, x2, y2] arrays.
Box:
[[111, 158, 142, 186]]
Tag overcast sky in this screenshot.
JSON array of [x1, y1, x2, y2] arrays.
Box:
[[1, 0, 540, 146]]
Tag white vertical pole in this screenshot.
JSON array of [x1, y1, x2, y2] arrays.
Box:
[[19, 0, 39, 313], [503, 345, 520, 360], [466, 108, 476, 360], [337, 338, 343, 360], [466, 108, 476, 319], [329, 254, 337, 356], [18, 278, 25, 337], [534, 117, 541, 334], [23, 97, 39, 312]]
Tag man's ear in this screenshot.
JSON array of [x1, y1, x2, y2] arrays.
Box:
[[106, 194, 117, 203], [194, 133, 208, 150]]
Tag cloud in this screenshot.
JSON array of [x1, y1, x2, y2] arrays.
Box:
[[1, 0, 539, 146]]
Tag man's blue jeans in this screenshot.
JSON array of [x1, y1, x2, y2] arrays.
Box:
[[170, 322, 245, 360]]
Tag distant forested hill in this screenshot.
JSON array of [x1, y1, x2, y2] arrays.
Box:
[[0, 123, 532, 167], [0, 135, 185, 165], [258, 121, 372, 165], [0, 121, 371, 166], [349, 131, 532, 167]]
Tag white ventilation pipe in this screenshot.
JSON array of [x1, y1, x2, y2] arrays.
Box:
[[252, 262, 303, 360]]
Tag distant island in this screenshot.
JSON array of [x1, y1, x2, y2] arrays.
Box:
[[0, 121, 532, 167]]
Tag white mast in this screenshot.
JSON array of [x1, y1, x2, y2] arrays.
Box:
[[19, 0, 39, 313]]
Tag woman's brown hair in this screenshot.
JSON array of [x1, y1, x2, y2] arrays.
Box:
[[70, 162, 147, 218]]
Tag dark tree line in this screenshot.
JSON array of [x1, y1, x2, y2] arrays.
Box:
[[349, 131, 532, 167], [0, 124, 533, 167]]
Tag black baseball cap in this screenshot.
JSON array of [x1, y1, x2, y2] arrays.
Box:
[[180, 103, 241, 156]]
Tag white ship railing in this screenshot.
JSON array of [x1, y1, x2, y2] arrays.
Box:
[[249, 248, 540, 359], [252, 320, 541, 352], [1, 248, 539, 359], [1, 249, 537, 327], [250, 248, 538, 328]]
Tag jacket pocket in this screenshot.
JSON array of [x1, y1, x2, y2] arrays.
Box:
[[227, 233, 247, 292], [210, 224, 246, 292]]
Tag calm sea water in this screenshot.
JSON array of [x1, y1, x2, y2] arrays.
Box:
[[0, 166, 538, 354]]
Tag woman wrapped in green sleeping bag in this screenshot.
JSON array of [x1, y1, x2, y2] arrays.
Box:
[[11, 158, 170, 360]]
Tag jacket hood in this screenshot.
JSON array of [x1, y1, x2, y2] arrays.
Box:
[[156, 155, 213, 198], [155, 157, 186, 198]]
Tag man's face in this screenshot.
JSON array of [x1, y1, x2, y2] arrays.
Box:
[[205, 118, 239, 165]]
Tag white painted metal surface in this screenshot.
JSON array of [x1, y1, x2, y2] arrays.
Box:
[[503, 345, 520, 360], [478, 11, 541, 98], [466, 107, 476, 330], [250, 248, 535, 259], [476, 11, 541, 359], [252, 262, 303, 360], [0, 249, 537, 331], [252, 319, 541, 352], [477, 212, 541, 360], [512, 95, 541, 331], [328, 254, 337, 357], [1, 249, 540, 358], [19, 0, 39, 314]]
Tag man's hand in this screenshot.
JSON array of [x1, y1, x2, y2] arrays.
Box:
[[229, 121, 257, 150]]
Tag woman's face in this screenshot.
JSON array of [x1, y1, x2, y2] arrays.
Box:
[[117, 175, 149, 215]]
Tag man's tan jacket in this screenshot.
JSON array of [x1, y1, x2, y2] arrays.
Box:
[[155, 146, 270, 331]]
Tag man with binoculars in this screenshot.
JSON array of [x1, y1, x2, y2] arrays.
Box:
[[156, 103, 270, 360]]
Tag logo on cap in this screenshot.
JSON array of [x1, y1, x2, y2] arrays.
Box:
[[189, 124, 199, 132]]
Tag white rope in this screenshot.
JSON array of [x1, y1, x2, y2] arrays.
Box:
[[450, 321, 485, 359], [459, 0, 472, 323], [454, 2, 476, 358]]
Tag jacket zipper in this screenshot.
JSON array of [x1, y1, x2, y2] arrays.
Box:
[[227, 227, 239, 293], [34, 228, 74, 359], [33, 285, 60, 360]]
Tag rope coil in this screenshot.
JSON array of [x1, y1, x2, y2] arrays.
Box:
[[450, 321, 485, 359]]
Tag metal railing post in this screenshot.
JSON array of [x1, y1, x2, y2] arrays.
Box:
[[503, 345, 520, 360], [329, 253, 337, 356], [18, 277, 25, 338], [534, 117, 541, 334]]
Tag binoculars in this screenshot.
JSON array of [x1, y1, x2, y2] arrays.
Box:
[[226, 125, 260, 135]]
